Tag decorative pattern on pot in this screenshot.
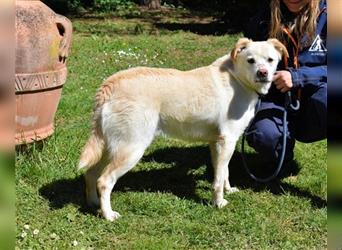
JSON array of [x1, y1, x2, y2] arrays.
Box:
[[15, 68, 67, 93], [15, 0, 72, 144]]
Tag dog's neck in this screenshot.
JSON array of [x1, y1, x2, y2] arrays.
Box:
[[212, 55, 261, 98]]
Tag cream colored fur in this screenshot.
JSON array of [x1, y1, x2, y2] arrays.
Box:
[[78, 38, 288, 221]]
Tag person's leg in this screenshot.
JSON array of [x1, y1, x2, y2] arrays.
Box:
[[294, 84, 327, 142], [246, 102, 295, 164]]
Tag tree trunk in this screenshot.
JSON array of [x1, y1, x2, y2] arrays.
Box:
[[140, 0, 161, 9]]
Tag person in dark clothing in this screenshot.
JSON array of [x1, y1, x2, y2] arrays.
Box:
[[244, 0, 327, 165]]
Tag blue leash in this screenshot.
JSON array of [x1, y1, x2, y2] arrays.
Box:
[[241, 92, 300, 183]]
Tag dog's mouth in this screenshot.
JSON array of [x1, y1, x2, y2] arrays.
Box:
[[255, 79, 271, 84], [255, 75, 271, 84], [254, 79, 272, 95]]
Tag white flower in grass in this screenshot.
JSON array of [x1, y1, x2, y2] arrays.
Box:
[[72, 240, 78, 246], [118, 50, 125, 56], [50, 233, 58, 239], [20, 231, 27, 238], [23, 224, 30, 230], [33, 229, 39, 235]]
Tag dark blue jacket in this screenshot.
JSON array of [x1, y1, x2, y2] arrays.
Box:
[[244, 0, 327, 142]]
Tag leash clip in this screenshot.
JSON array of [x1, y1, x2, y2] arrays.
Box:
[[286, 91, 300, 111]]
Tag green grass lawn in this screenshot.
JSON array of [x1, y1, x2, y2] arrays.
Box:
[[16, 15, 327, 249]]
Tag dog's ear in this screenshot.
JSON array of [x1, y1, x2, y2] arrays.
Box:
[[230, 38, 252, 61], [267, 38, 289, 59]]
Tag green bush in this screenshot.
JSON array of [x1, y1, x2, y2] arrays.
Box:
[[43, 0, 95, 14], [43, 0, 139, 15], [94, 0, 136, 12]]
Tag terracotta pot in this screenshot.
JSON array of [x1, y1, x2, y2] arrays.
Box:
[[15, 0, 72, 144]]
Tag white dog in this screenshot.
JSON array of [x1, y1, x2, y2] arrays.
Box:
[[78, 38, 288, 221]]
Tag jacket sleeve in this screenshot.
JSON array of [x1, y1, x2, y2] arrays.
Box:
[[288, 65, 327, 88]]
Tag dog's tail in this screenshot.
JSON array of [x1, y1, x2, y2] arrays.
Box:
[[77, 127, 104, 171], [78, 77, 117, 171]]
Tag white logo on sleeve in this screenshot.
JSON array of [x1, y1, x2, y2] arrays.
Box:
[[309, 35, 327, 52]]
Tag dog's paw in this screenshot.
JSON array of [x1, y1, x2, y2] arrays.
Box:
[[103, 210, 121, 222], [225, 187, 239, 194], [214, 199, 228, 209]]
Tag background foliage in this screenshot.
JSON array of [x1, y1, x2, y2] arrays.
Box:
[[43, 0, 267, 26]]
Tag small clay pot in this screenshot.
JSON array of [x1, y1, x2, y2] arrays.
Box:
[[15, 0, 72, 144]]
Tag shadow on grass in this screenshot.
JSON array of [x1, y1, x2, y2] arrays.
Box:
[[39, 175, 94, 214], [16, 140, 46, 153], [73, 19, 237, 36], [154, 21, 238, 35], [39, 145, 326, 215], [71, 8, 241, 36], [116, 146, 212, 203]]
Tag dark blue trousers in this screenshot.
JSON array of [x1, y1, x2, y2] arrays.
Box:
[[246, 101, 296, 162], [246, 84, 327, 162]]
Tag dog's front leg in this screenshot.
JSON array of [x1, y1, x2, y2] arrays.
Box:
[[224, 166, 239, 194], [210, 136, 237, 208]]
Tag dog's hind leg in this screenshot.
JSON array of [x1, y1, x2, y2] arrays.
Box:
[[85, 159, 106, 207], [96, 142, 150, 221], [210, 136, 237, 208], [96, 101, 158, 221]]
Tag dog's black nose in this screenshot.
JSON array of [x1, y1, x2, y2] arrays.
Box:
[[257, 68, 268, 78]]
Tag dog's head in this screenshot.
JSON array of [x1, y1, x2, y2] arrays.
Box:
[[229, 38, 289, 95]]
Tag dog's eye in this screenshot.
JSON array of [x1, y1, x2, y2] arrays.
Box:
[[268, 58, 274, 63], [247, 58, 255, 64]]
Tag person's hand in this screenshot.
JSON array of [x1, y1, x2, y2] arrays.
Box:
[[273, 70, 293, 93]]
